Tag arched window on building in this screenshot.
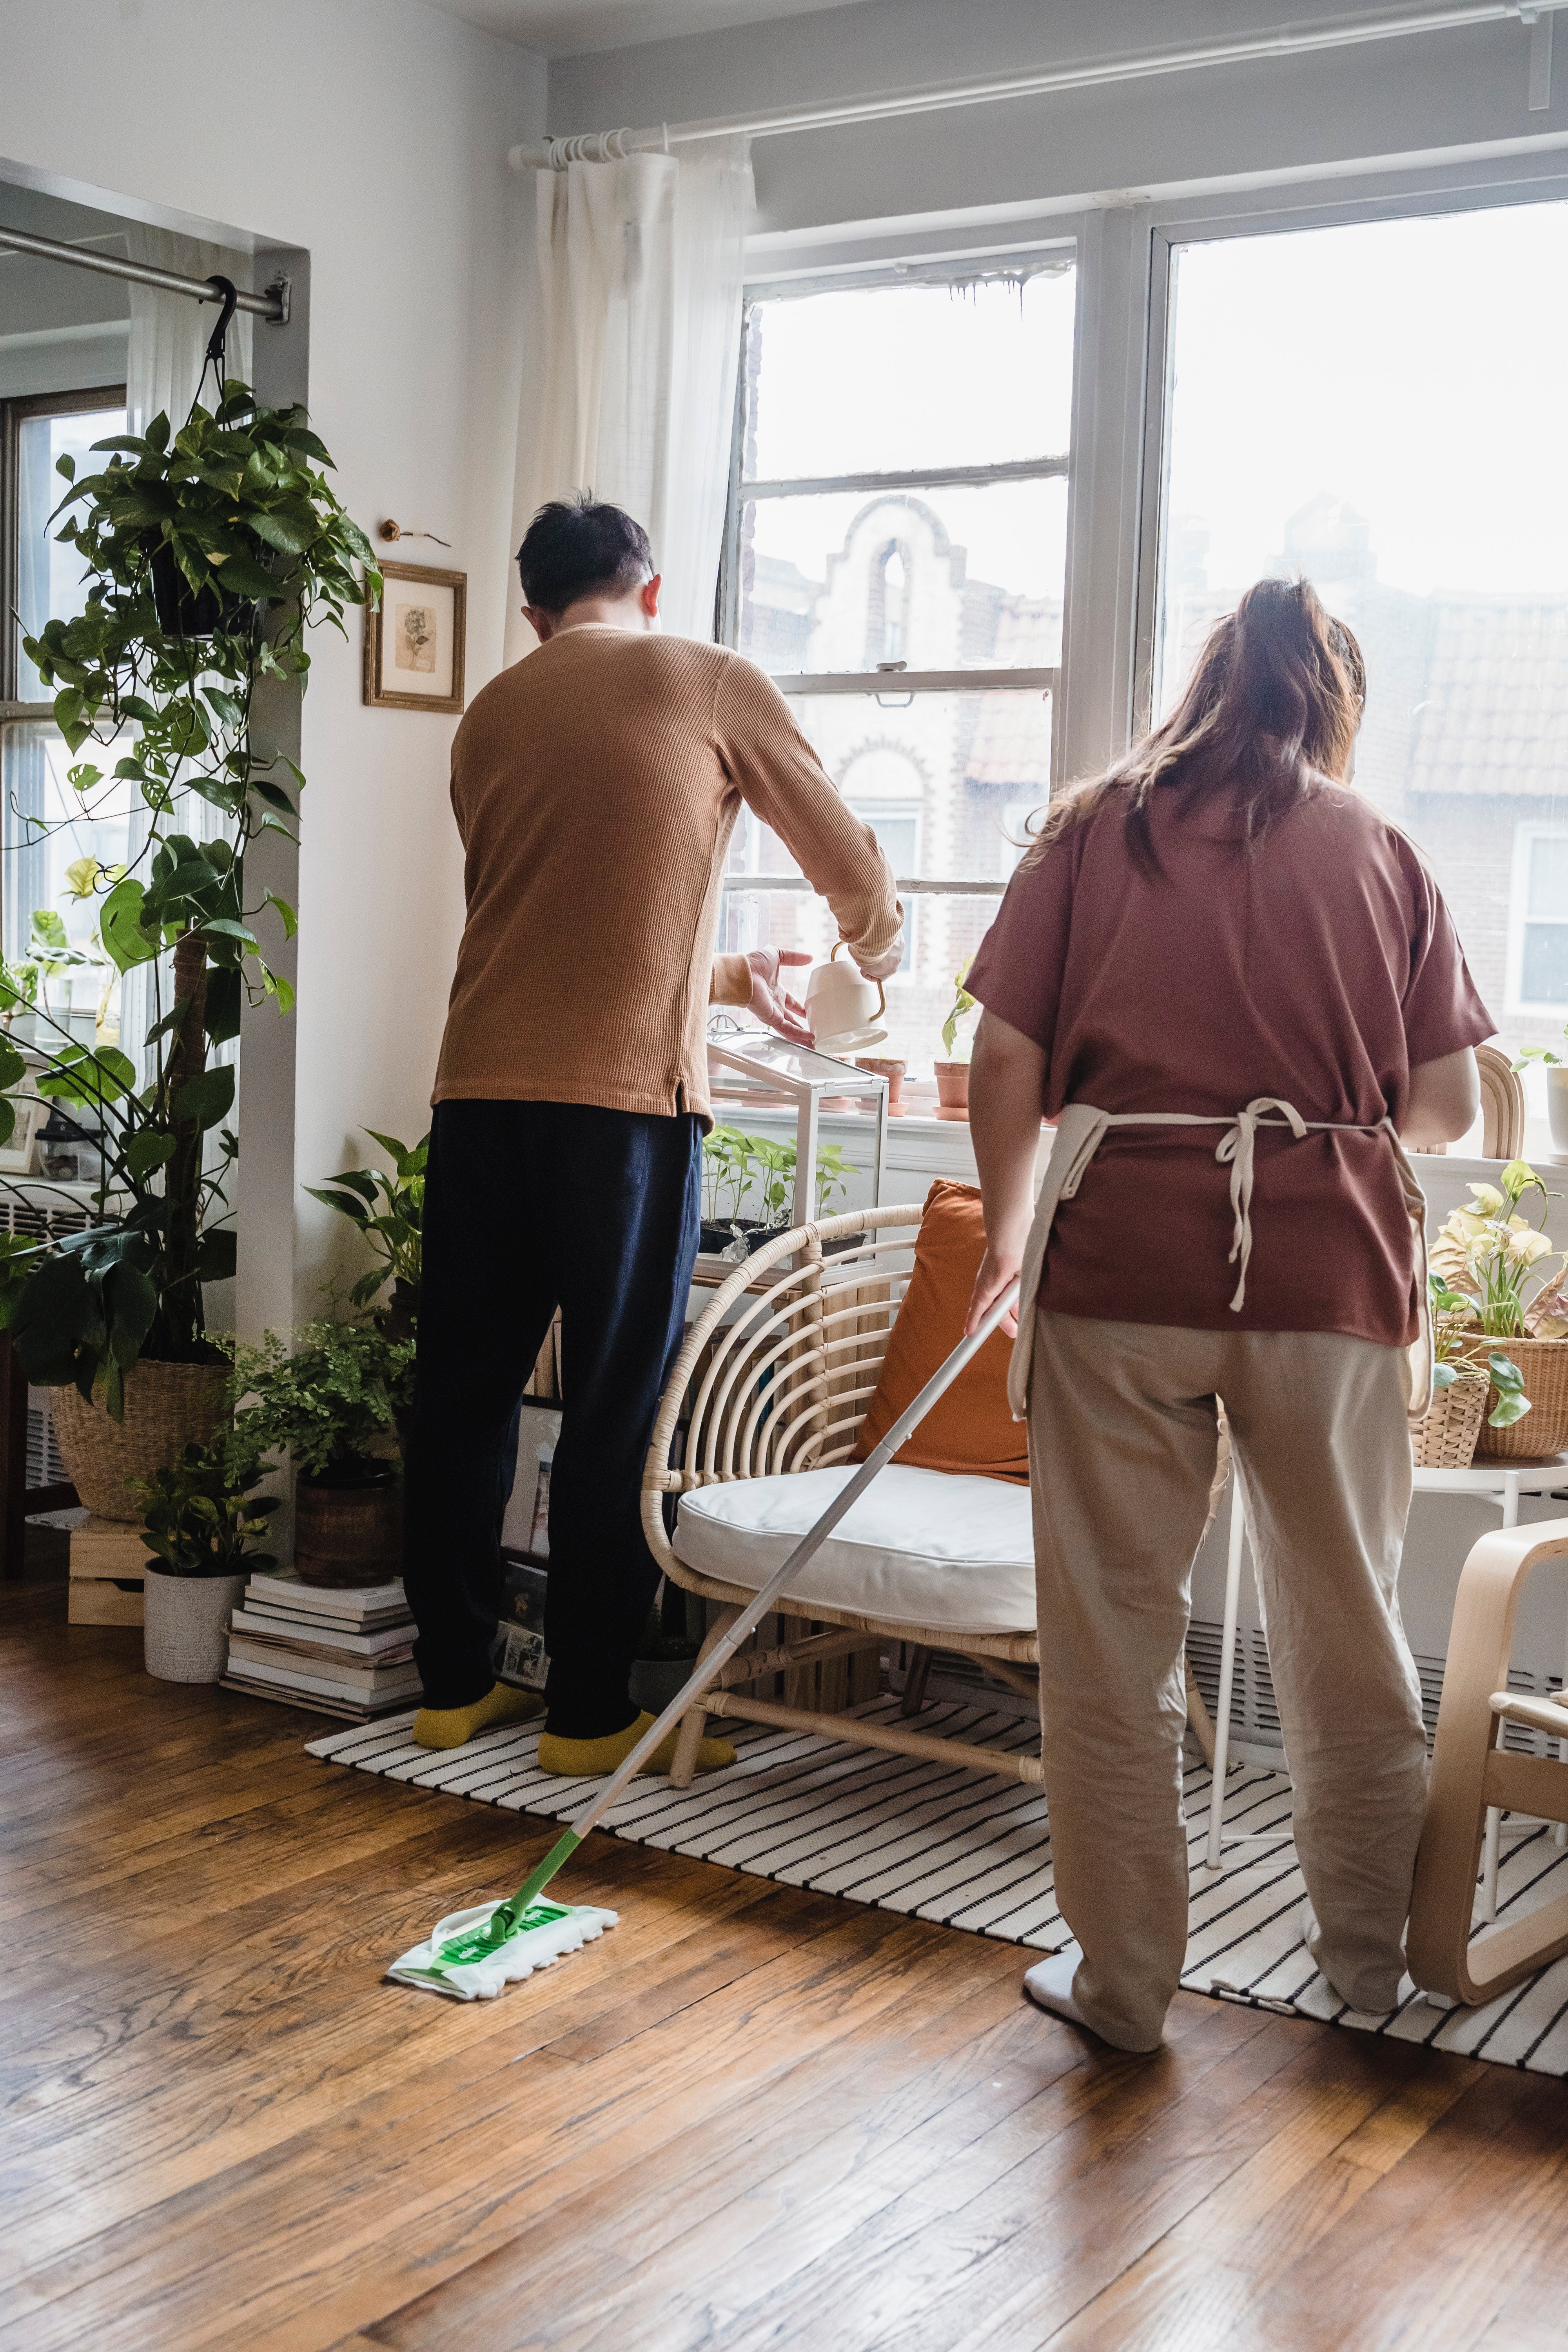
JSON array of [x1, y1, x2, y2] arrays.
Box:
[[864, 540, 909, 670]]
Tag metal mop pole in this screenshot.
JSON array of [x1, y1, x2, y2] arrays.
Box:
[[487, 1278, 1024, 1936]]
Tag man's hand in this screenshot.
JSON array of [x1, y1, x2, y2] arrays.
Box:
[[747, 949, 814, 1046], [855, 943, 904, 984]]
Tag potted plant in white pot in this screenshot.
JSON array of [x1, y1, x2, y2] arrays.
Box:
[[0, 377, 377, 1514], [1430, 1161, 1568, 1460], [132, 1438, 278, 1683], [227, 1318, 414, 1587], [1517, 1028, 1568, 1158], [934, 955, 976, 1116]]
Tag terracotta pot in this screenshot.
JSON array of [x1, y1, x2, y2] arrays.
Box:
[[934, 1061, 970, 1116], [856, 1056, 906, 1108], [294, 1468, 403, 1587], [51, 1360, 228, 1521], [143, 1566, 246, 1683], [1473, 1337, 1568, 1461]]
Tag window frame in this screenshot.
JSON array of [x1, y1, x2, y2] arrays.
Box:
[[0, 381, 126, 713], [717, 249, 1076, 909]]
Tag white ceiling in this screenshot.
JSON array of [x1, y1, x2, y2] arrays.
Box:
[[427, 0, 870, 60]]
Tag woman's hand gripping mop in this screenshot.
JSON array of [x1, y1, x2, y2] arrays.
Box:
[[387, 1276, 1022, 1999]]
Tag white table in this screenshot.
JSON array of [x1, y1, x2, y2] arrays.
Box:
[[1205, 1453, 1568, 1881]]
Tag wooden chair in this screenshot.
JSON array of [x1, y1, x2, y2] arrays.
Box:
[[1407, 1517, 1568, 2005], [641, 1205, 1220, 1791]]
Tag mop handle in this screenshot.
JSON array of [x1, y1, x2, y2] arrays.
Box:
[[500, 1274, 1024, 1924]]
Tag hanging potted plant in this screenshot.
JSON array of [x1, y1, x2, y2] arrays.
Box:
[[1430, 1162, 1568, 1461], [132, 1437, 279, 1682], [934, 955, 976, 1116], [227, 1318, 414, 1587], [0, 375, 378, 1512]]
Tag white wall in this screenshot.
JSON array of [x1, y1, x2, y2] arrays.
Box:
[[0, 0, 546, 1319], [547, 0, 1568, 249]]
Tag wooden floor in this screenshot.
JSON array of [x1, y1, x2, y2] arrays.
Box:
[[6, 1559, 1568, 2352]]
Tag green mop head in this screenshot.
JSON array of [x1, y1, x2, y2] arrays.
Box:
[[387, 1831, 616, 2000]]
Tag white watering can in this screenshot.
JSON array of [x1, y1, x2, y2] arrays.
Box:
[[803, 942, 887, 1055]]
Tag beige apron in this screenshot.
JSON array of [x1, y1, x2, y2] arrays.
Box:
[[1006, 1095, 1433, 1427]]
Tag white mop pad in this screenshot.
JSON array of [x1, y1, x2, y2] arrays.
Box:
[[386, 1897, 619, 2000]]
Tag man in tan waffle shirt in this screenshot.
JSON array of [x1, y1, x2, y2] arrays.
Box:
[[405, 497, 902, 1773]]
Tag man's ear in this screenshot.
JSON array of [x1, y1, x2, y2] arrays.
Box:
[[641, 573, 662, 621], [523, 604, 556, 643]]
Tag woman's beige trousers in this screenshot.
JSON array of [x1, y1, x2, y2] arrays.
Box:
[[1029, 1311, 1428, 2052]]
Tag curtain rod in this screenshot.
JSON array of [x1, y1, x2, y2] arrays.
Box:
[[510, 1, 1559, 168], [0, 224, 288, 321]]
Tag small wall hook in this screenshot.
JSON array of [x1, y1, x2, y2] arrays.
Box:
[[378, 519, 453, 549]]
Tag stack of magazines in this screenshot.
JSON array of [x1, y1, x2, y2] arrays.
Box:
[[223, 1571, 422, 1721]]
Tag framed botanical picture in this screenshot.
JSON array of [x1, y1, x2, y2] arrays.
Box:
[[363, 561, 466, 713]]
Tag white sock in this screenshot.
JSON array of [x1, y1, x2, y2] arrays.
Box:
[[1022, 1948, 1088, 2028]]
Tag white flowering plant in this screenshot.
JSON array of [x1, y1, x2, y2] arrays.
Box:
[[1430, 1160, 1568, 1343]]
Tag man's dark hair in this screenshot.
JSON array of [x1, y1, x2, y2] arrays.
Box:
[[516, 495, 653, 615]]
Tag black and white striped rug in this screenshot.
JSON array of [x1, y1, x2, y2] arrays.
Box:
[[308, 1695, 1568, 2074]]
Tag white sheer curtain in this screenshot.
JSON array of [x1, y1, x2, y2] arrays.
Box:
[[509, 136, 753, 658]]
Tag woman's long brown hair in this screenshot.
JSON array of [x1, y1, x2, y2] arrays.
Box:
[[1027, 577, 1366, 880]]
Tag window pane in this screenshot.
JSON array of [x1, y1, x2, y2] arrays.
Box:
[[1527, 834, 1568, 921], [739, 479, 1067, 673], [1521, 924, 1568, 1005], [0, 723, 136, 1043], [746, 269, 1075, 481], [720, 686, 1049, 1077], [1154, 202, 1568, 1144], [14, 405, 127, 701]]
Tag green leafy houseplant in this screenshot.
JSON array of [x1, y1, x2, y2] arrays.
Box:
[[0, 380, 379, 1417], [940, 954, 976, 1059], [226, 1319, 415, 1484], [306, 1130, 426, 1316], [1430, 1163, 1567, 1343], [131, 1438, 279, 1577], [1428, 1276, 1531, 1431], [700, 1126, 852, 1247]]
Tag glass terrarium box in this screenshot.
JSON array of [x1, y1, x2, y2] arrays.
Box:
[[700, 1025, 890, 1271]]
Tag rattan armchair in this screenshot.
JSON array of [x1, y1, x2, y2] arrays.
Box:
[[641, 1205, 1220, 1791]]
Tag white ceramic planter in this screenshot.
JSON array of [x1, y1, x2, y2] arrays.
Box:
[[1548, 1065, 1568, 1156], [143, 1567, 247, 1683]]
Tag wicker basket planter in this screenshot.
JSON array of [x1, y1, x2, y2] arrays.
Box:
[[1474, 1337, 1568, 1462], [294, 1466, 403, 1587], [1413, 1374, 1488, 1469], [51, 1361, 229, 1521], [143, 1566, 246, 1683]]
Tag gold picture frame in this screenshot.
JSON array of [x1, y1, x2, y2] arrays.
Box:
[[363, 560, 466, 714]]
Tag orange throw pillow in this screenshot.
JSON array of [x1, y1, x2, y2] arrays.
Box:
[[852, 1179, 1027, 1484]]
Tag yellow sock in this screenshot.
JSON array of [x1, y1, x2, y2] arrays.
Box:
[[413, 1681, 545, 1751], [537, 1709, 736, 1779]]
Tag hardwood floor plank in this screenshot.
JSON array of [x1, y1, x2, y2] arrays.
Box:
[[6, 1574, 1564, 2352]]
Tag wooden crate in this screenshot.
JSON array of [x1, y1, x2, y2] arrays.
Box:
[[68, 1515, 146, 1627]]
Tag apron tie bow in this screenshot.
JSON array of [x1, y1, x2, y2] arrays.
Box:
[[1214, 1096, 1310, 1312]]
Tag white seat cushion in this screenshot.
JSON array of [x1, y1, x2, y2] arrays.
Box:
[[672, 1464, 1036, 1636]]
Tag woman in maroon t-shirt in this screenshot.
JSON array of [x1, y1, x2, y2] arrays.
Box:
[[965, 579, 1490, 2053]]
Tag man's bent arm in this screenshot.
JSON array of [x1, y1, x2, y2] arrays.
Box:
[[715, 657, 902, 975]]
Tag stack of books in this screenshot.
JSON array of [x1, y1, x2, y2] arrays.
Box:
[[223, 1571, 422, 1721]]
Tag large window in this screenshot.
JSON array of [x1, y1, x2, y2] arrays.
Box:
[[719, 261, 1076, 1085], [1151, 200, 1568, 1143]]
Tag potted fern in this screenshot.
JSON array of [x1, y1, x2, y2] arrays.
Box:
[[226, 1319, 414, 1586], [0, 378, 378, 1512]]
